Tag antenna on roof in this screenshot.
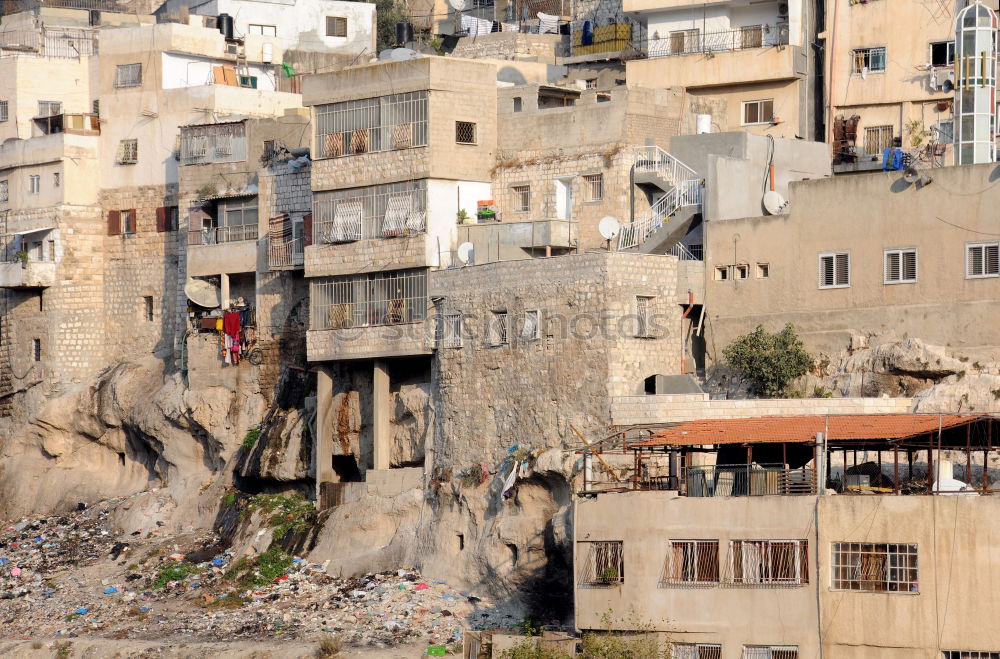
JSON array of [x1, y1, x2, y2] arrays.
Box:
[[457, 242, 474, 265]]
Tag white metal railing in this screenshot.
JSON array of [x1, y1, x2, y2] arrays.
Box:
[[669, 243, 703, 261], [644, 24, 789, 59], [180, 123, 247, 164], [634, 145, 698, 186], [189, 224, 258, 245], [0, 27, 97, 58], [310, 269, 428, 330], [268, 235, 304, 268], [314, 182, 426, 243], [315, 91, 428, 158], [620, 147, 701, 250]]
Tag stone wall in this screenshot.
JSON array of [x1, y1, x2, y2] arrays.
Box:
[[305, 235, 429, 278], [450, 33, 567, 61]]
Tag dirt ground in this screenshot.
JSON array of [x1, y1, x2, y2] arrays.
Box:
[[0, 639, 436, 658]]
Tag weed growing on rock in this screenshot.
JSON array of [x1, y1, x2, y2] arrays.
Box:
[[317, 634, 343, 656], [153, 561, 201, 589], [242, 426, 262, 450], [248, 492, 317, 541]]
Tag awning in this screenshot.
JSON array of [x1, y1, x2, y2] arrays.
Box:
[[9, 226, 55, 236]]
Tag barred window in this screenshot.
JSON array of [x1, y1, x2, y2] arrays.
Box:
[[743, 646, 798, 659], [326, 16, 347, 37], [314, 180, 426, 243], [578, 541, 624, 585], [635, 296, 654, 337], [966, 242, 1000, 278], [884, 248, 917, 284], [180, 123, 247, 164], [491, 311, 509, 346], [512, 185, 530, 213], [584, 173, 603, 201], [0, 179, 7, 203], [115, 63, 142, 88], [853, 46, 886, 73], [667, 540, 719, 584], [117, 139, 138, 165], [730, 540, 808, 585], [520, 309, 539, 341], [310, 268, 428, 330], [455, 121, 477, 144], [831, 542, 918, 593], [673, 644, 722, 659], [316, 91, 427, 157], [441, 313, 463, 348], [819, 252, 849, 288], [943, 653, 1000, 659], [864, 125, 894, 154], [37, 101, 61, 117], [29, 175, 40, 194], [0, 100, 7, 122]]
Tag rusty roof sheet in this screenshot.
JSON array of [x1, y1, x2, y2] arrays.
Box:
[[630, 414, 987, 448]]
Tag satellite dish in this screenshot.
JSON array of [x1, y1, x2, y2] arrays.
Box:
[[448, 0, 472, 10], [379, 48, 395, 60], [457, 242, 474, 265], [185, 278, 221, 308], [902, 166, 920, 184], [942, 79, 954, 93], [762, 190, 789, 215], [598, 216, 620, 239]]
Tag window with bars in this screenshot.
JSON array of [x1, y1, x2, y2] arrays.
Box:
[[520, 309, 540, 341], [37, 101, 61, 117], [512, 185, 530, 213], [313, 180, 426, 242], [673, 644, 722, 659], [943, 653, 1000, 659], [742, 99, 774, 125], [117, 139, 138, 165], [853, 47, 886, 73], [884, 248, 917, 284], [33, 338, 41, 362], [831, 542, 918, 592], [316, 91, 427, 157], [455, 121, 477, 144], [729, 540, 808, 585], [0, 180, 7, 203], [53, 172, 60, 188], [29, 175, 40, 194], [819, 252, 850, 288], [635, 296, 654, 337], [441, 313, 463, 348], [0, 100, 7, 122], [310, 268, 428, 330], [326, 16, 347, 37], [667, 540, 719, 584], [180, 123, 247, 164], [743, 646, 798, 659], [966, 242, 1000, 278], [491, 311, 509, 346], [584, 174, 603, 201], [864, 125, 894, 154], [115, 63, 142, 88], [578, 541, 624, 585]]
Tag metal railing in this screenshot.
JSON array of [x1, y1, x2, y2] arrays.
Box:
[[619, 146, 701, 250], [643, 24, 789, 60], [310, 268, 428, 330], [268, 235, 304, 269], [669, 243, 703, 261], [180, 123, 247, 164], [685, 464, 816, 497], [0, 27, 97, 58], [315, 91, 428, 159], [313, 182, 426, 243], [188, 225, 259, 245]]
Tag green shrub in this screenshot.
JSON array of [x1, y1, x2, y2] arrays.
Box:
[[498, 640, 572, 659], [723, 324, 813, 398], [242, 426, 262, 450], [153, 561, 200, 589], [221, 491, 237, 507], [249, 492, 317, 541]]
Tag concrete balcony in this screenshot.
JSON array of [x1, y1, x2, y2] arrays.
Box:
[[306, 319, 433, 362], [457, 219, 577, 263], [187, 227, 258, 277], [627, 41, 804, 88], [0, 261, 55, 288], [305, 233, 432, 278]]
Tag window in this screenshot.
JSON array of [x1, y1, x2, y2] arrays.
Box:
[[756, 263, 769, 278], [742, 99, 774, 125], [117, 139, 138, 165], [181, 122, 247, 164], [584, 174, 603, 202], [579, 541, 624, 585], [819, 252, 850, 288], [884, 248, 917, 284], [0, 100, 7, 122], [512, 185, 530, 213], [736, 264, 749, 280], [29, 175, 40, 194], [491, 311, 509, 346], [667, 540, 719, 584], [730, 540, 808, 585], [584, 78, 597, 89], [935, 119, 954, 144], [47, 240, 55, 261], [853, 47, 886, 73], [53, 172, 60, 188], [831, 542, 918, 592], [740, 24, 763, 49], [326, 16, 347, 37], [715, 266, 729, 281], [513, 97, 522, 112], [743, 646, 798, 659], [121, 209, 136, 234], [635, 296, 654, 338], [966, 242, 999, 278], [673, 644, 722, 659], [930, 40, 955, 67], [248, 24, 277, 36], [143, 296, 154, 322], [455, 121, 477, 144], [441, 313, 463, 348], [315, 91, 427, 157], [310, 269, 428, 329], [156, 206, 178, 232], [864, 125, 894, 154], [32, 338, 41, 362], [313, 180, 426, 242], [520, 309, 539, 341], [0, 180, 7, 203], [943, 653, 1000, 659], [92, 99, 99, 115], [114, 63, 142, 88], [669, 29, 699, 54], [37, 101, 61, 117]]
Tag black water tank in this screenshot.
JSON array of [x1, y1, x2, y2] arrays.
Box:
[[395, 21, 413, 46], [217, 13, 234, 40]]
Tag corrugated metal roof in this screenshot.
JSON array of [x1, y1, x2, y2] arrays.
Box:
[[630, 414, 987, 448]]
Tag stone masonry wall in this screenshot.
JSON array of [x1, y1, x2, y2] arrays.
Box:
[[450, 33, 567, 60]]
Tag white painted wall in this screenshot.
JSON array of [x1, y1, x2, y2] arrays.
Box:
[[645, 0, 801, 47], [426, 179, 491, 267], [161, 52, 277, 90]]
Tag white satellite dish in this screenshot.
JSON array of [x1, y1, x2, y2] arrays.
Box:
[[185, 278, 221, 308], [379, 48, 395, 60], [457, 242, 474, 265], [762, 190, 789, 215], [902, 166, 920, 184], [390, 48, 420, 61], [448, 0, 472, 11], [598, 216, 620, 240]]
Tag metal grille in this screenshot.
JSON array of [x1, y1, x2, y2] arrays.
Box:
[[853, 47, 886, 73], [455, 121, 476, 144], [578, 541, 624, 585], [180, 123, 247, 164], [819, 253, 849, 288], [491, 311, 508, 345], [584, 174, 603, 201], [114, 63, 141, 88], [728, 540, 808, 585], [673, 644, 722, 659], [310, 269, 427, 330], [831, 543, 918, 592], [944, 653, 1000, 659], [967, 242, 1000, 277], [635, 296, 653, 337], [0, 180, 7, 203], [884, 249, 917, 283], [314, 180, 426, 242], [315, 91, 427, 158], [666, 540, 719, 584], [268, 214, 304, 269], [0, 27, 96, 58], [117, 139, 137, 164], [864, 125, 894, 154], [440, 313, 462, 347], [520, 310, 539, 340], [37, 101, 61, 117], [646, 24, 789, 58], [0, 101, 7, 122], [326, 16, 347, 37], [743, 647, 798, 659], [686, 465, 816, 497], [513, 185, 530, 212]]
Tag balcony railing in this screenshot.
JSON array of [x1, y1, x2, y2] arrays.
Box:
[[0, 27, 97, 58], [684, 464, 816, 497], [310, 269, 427, 330], [268, 235, 304, 269], [188, 224, 258, 245], [643, 24, 789, 59]]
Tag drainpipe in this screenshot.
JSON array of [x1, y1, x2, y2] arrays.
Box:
[[815, 431, 826, 495]]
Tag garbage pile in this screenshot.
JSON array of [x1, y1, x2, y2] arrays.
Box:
[[0, 496, 485, 648]]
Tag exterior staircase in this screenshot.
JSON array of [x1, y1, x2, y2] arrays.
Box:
[[619, 146, 702, 252]]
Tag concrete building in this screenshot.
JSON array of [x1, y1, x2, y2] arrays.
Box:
[[574, 413, 1000, 658]]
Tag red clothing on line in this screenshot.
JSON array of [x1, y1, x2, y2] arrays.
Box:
[[223, 312, 241, 338]]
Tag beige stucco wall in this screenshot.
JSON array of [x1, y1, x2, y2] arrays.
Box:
[[0, 56, 94, 143], [0, 133, 99, 212]]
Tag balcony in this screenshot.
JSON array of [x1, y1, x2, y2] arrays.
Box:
[[645, 25, 789, 59], [456, 219, 578, 263], [683, 465, 817, 497], [0, 261, 55, 288], [187, 225, 258, 278], [268, 234, 304, 270]]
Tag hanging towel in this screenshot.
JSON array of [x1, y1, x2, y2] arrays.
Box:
[[501, 465, 518, 500], [223, 312, 241, 339]]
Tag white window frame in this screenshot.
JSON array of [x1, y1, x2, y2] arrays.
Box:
[[578, 540, 624, 585], [114, 63, 142, 88], [742, 646, 799, 659], [37, 101, 61, 117], [929, 40, 955, 67], [584, 173, 603, 202], [966, 242, 999, 279], [830, 542, 919, 593], [673, 644, 722, 659], [883, 248, 917, 284], [248, 24, 277, 36], [512, 185, 530, 213], [520, 309, 540, 341], [715, 265, 729, 281], [29, 175, 40, 194], [853, 46, 886, 74], [735, 264, 749, 280], [818, 252, 850, 289], [756, 262, 769, 279], [742, 99, 774, 125], [0, 100, 7, 122], [441, 313, 463, 348], [490, 311, 509, 346]]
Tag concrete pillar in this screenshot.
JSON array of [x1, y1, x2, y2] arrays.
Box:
[[373, 359, 391, 471], [220, 272, 230, 309], [315, 365, 335, 489]]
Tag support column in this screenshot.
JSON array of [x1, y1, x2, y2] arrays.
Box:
[[373, 359, 391, 471], [315, 365, 335, 494], [220, 272, 231, 309]]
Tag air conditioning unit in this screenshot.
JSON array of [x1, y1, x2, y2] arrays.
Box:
[[777, 2, 789, 17], [931, 69, 955, 92]]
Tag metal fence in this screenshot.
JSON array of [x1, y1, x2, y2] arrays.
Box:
[[0, 27, 97, 58], [180, 123, 247, 164], [310, 268, 427, 330], [188, 224, 259, 245], [267, 215, 304, 269], [313, 180, 426, 243], [685, 464, 816, 497], [315, 91, 428, 158], [644, 24, 789, 59]]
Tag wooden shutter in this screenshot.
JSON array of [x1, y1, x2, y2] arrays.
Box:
[[128, 208, 137, 233], [155, 206, 167, 232], [303, 213, 312, 246], [107, 210, 121, 235]]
